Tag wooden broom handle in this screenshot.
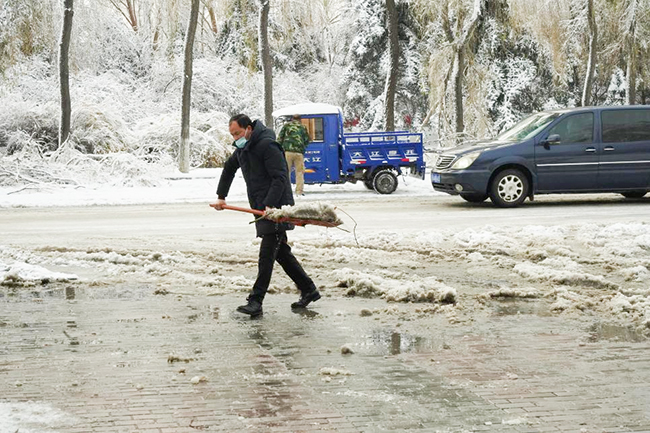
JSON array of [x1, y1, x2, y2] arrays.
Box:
[[209, 203, 265, 216]]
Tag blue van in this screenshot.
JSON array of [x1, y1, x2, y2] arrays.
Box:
[[430, 106, 650, 207]]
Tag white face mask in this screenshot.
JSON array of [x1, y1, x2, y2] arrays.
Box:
[[234, 137, 247, 148]]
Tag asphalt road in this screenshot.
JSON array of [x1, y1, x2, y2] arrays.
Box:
[[1, 193, 649, 252]]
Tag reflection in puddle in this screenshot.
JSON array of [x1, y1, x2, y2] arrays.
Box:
[[291, 309, 320, 319], [65, 286, 76, 300], [367, 330, 431, 355], [588, 322, 646, 342]]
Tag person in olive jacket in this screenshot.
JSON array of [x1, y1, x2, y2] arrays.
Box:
[[212, 114, 320, 317]]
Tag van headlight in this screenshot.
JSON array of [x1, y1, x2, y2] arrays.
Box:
[[450, 152, 480, 170]]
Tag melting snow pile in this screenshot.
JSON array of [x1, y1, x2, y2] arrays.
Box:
[[265, 202, 342, 225], [0, 260, 78, 286], [513, 261, 619, 290], [605, 289, 650, 328], [333, 268, 457, 304]]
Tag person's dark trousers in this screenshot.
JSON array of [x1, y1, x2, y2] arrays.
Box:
[[250, 231, 316, 302]]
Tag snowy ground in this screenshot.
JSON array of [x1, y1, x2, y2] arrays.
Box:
[[0, 168, 435, 208], [2, 169, 650, 340]]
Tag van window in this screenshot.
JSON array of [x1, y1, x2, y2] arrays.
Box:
[[547, 113, 594, 144], [602, 109, 650, 143], [496, 112, 560, 142], [301, 117, 324, 142]]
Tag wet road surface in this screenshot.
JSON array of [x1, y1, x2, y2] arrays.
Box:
[[2, 286, 650, 432]]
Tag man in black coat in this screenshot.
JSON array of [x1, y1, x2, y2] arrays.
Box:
[[212, 114, 321, 317]]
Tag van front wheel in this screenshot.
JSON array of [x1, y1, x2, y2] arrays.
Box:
[[489, 169, 528, 207]]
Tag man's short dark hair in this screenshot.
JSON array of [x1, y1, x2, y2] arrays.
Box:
[[230, 114, 253, 128]]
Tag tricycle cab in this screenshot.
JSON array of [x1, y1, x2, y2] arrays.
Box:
[[273, 103, 343, 183]]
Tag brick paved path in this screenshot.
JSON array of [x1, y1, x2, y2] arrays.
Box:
[[2, 287, 650, 432]]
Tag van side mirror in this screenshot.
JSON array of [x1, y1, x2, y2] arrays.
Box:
[[542, 134, 561, 146]]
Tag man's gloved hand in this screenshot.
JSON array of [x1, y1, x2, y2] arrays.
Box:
[[212, 198, 227, 210]]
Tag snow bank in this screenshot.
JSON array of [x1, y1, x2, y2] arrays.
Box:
[[513, 262, 618, 290], [606, 292, 650, 328], [333, 268, 456, 304], [0, 260, 77, 286]]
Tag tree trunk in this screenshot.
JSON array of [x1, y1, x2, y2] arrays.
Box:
[[179, 0, 200, 173], [451, 0, 485, 136], [453, 49, 464, 135], [259, 0, 273, 128], [107, 0, 138, 32], [208, 5, 218, 34], [582, 0, 597, 107], [383, 0, 399, 132], [126, 0, 138, 32], [627, 41, 636, 105], [58, 0, 74, 147], [626, 0, 637, 105]]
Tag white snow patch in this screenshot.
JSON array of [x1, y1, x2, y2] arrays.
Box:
[[0, 261, 78, 284], [0, 400, 77, 432], [333, 268, 456, 303], [502, 416, 531, 425], [513, 262, 618, 290], [550, 287, 593, 312], [619, 266, 650, 282]]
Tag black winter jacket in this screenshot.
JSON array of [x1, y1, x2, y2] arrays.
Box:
[[217, 120, 295, 237]]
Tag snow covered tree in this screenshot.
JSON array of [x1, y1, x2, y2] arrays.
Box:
[[344, 0, 423, 130], [106, 0, 139, 32], [416, 0, 488, 140], [342, 0, 386, 127], [0, 0, 57, 72], [214, 0, 258, 70]]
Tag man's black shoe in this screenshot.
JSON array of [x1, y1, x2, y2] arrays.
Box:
[[291, 290, 321, 309], [236, 298, 263, 317]]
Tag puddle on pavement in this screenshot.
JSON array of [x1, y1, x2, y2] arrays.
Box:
[[587, 322, 647, 342], [1, 284, 158, 301], [365, 329, 435, 355], [491, 299, 552, 317]]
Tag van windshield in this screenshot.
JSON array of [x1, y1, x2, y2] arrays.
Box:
[[496, 112, 561, 142]]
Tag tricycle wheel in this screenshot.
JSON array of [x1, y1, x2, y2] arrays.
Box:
[[372, 169, 398, 194], [363, 179, 374, 190]]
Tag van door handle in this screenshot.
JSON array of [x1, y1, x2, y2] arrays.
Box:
[[604, 146, 615, 151], [585, 147, 596, 153]]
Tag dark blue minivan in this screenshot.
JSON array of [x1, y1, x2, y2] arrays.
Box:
[[431, 106, 650, 207]]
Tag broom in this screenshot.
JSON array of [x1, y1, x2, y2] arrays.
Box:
[[210, 202, 343, 228]]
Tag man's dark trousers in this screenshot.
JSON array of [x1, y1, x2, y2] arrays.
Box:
[[250, 231, 315, 302]]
